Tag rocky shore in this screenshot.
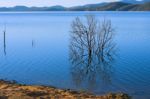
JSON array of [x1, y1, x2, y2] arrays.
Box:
[[0, 80, 130, 99]]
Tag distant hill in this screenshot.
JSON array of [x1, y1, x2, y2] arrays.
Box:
[[0, 1, 149, 11], [131, 2, 150, 11], [45, 6, 66, 11], [121, 0, 150, 4], [66, 2, 150, 11], [0, 6, 66, 11], [117, 2, 150, 11], [82, 2, 130, 11], [67, 3, 107, 11]]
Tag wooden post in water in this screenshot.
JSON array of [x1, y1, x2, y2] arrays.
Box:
[[32, 39, 35, 48], [3, 25, 6, 56]]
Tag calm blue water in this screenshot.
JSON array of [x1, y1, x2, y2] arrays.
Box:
[[0, 12, 150, 99]]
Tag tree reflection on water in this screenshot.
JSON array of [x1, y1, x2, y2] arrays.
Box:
[[69, 15, 116, 90]]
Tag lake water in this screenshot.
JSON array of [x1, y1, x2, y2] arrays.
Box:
[[0, 12, 149, 99]]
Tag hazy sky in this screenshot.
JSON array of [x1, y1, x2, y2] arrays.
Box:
[[0, 0, 146, 7], [0, 0, 121, 7]]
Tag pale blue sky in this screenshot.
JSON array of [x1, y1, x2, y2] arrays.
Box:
[[0, 0, 121, 7]]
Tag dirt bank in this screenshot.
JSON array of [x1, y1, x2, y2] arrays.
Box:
[[0, 80, 130, 99]]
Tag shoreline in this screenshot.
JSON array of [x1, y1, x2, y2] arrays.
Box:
[[0, 80, 131, 99]]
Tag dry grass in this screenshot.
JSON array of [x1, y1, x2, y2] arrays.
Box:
[[0, 80, 131, 99]]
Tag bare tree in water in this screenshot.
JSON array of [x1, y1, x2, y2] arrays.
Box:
[[69, 15, 116, 89]]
